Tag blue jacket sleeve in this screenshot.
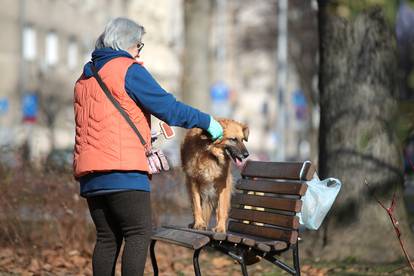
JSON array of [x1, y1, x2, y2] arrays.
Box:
[[125, 64, 210, 130]]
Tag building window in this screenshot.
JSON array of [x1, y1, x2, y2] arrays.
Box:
[[22, 25, 36, 61], [45, 31, 59, 66], [67, 38, 78, 69]]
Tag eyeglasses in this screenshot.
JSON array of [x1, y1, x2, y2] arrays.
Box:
[[137, 42, 144, 53]]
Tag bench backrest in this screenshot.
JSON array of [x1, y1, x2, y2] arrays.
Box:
[[229, 160, 315, 245]]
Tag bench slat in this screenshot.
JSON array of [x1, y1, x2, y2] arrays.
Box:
[[242, 161, 315, 180], [226, 233, 260, 248], [236, 179, 307, 196], [225, 232, 270, 252], [152, 228, 210, 250], [232, 194, 302, 212], [230, 208, 299, 229], [228, 221, 298, 244], [162, 225, 226, 241], [226, 233, 242, 244], [226, 231, 288, 252]]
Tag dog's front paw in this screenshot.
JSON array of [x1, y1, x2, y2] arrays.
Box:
[[193, 221, 207, 230], [212, 225, 226, 233]]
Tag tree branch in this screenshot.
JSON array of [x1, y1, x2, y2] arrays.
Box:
[[364, 179, 414, 272]]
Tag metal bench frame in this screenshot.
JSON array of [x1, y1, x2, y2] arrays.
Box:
[[150, 160, 315, 276], [150, 228, 300, 276]]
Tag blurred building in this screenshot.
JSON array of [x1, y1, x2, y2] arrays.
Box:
[[129, 0, 184, 94], [0, 0, 314, 165], [0, 0, 128, 160]]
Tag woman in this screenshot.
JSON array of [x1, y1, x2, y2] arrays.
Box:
[[73, 17, 223, 276]]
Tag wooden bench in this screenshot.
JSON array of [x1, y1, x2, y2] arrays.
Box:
[[150, 160, 315, 276]]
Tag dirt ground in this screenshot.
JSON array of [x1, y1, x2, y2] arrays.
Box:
[[0, 243, 412, 276]]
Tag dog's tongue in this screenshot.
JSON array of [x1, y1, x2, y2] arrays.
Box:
[[235, 158, 245, 169]]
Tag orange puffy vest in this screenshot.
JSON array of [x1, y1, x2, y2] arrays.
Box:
[[73, 57, 151, 178]]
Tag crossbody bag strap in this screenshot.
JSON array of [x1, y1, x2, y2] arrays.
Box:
[[90, 64, 149, 151]]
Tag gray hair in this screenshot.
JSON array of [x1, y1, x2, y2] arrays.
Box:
[[95, 17, 145, 51]]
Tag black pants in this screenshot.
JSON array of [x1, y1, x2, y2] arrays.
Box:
[[87, 190, 152, 276]]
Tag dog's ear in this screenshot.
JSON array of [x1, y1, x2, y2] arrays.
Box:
[[242, 125, 249, 142]]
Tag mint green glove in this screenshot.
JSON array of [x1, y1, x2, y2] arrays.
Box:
[[207, 116, 223, 141]]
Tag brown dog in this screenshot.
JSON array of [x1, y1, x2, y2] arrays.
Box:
[[181, 119, 249, 233]]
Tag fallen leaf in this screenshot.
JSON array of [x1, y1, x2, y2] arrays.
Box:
[[68, 250, 79, 256], [70, 255, 87, 267], [28, 259, 40, 272], [42, 263, 52, 271]]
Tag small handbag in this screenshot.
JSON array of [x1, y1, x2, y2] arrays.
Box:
[[147, 148, 169, 173], [91, 64, 169, 174]]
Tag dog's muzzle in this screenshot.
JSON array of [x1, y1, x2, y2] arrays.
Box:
[[225, 146, 249, 165]]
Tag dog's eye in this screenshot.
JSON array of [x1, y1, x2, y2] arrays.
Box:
[[230, 137, 238, 142]]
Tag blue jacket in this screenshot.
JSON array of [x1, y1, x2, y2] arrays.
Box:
[[79, 48, 210, 197]]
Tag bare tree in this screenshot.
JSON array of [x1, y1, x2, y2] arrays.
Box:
[[288, 0, 319, 160], [38, 71, 72, 151], [182, 0, 212, 112]]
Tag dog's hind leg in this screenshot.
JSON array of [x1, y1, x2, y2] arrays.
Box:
[[186, 177, 207, 230], [201, 196, 214, 229], [213, 174, 232, 233]]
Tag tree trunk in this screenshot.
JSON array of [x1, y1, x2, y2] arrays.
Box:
[[182, 0, 211, 112], [307, 3, 414, 262]]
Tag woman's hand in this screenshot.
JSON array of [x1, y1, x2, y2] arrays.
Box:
[[207, 116, 223, 141]]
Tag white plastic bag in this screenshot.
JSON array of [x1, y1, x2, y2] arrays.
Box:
[[297, 174, 342, 230]]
